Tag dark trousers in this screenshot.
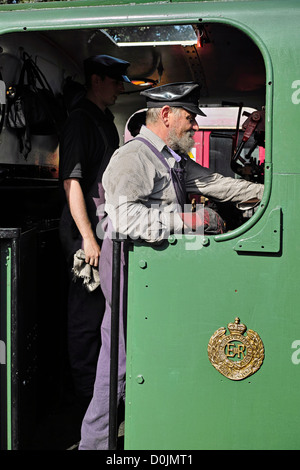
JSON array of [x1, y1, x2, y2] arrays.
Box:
[[59, 210, 105, 408], [67, 261, 105, 407], [64, 258, 105, 407]]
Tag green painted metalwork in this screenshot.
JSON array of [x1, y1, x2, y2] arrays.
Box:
[[0, 242, 12, 450], [125, 222, 300, 449], [233, 207, 282, 253], [5, 246, 11, 451]]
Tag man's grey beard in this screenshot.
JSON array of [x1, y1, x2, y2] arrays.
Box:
[[168, 129, 195, 155]]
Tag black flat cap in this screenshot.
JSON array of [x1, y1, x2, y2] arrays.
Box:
[[84, 54, 131, 83], [141, 82, 206, 116]]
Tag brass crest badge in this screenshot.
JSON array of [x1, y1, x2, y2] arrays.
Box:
[[207, 317, 264, 380]]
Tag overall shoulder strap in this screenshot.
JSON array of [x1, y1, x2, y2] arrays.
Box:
[[134, 136, 170, 170], [134, 136, 186, 209]]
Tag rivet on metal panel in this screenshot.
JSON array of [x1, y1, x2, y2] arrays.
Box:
[[136, 375, 144, 384], [139, 260, 147, 269], [202, 237, 210, 246], [168, 235, 177, 245]]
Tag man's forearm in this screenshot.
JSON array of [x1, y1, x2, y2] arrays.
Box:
[[64, 178, 100, 264], [106, 199, 183, 243]]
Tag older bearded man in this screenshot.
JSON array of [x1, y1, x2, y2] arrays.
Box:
[[79, 82, 264, 450]]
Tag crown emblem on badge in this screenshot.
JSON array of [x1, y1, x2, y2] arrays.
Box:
[[207, 317, 264, 381], [227, 317, 246, 335]]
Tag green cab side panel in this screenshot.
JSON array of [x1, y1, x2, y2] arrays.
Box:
[[124, 219, 300, 449]]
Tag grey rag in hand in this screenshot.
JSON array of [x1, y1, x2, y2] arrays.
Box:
[[72, 249, 100, 292]]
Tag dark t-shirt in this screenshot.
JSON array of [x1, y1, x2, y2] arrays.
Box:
[[59, 98, 119, 193], [59, 98, 119, 260]]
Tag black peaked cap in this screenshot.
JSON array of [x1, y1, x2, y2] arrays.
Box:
[[84, 54, 131, 83], [140, 82, 206, 116]]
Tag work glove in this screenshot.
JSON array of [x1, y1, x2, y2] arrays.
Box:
[[180, 207, 225, 235]]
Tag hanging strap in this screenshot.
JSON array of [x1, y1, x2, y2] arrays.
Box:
[[135, 136, 187, 210], [22, 52, 54, 94], [0, 71, 6, 135]]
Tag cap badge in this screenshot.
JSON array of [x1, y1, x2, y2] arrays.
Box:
[[207, 317, 264, 380]]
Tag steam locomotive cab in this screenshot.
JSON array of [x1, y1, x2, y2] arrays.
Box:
[[2, 2, 292, 450]]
